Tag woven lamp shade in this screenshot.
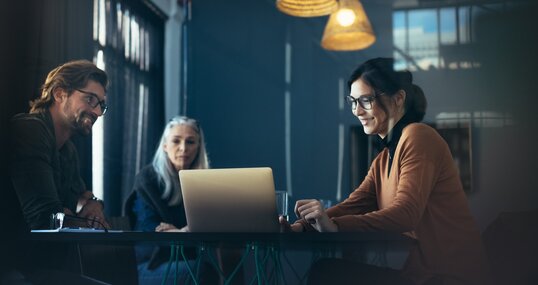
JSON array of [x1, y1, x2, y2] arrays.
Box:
[[321, 0, 375, 51], [276, 0, 338, 17]]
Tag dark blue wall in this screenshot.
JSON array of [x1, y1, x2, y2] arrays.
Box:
[[187, 0, 393, 210], [185, 0, 538, 228]]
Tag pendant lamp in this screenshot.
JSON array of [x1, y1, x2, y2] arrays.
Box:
[[276, 0, 338, 17], [321, 0, 376, 51]]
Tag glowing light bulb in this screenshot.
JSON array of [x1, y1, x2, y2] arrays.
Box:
[[336, 8, 356, 27]]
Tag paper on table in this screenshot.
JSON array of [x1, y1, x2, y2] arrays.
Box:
[[31, 228, 123, 233]]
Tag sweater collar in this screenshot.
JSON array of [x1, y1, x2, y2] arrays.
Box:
[[377, 113, 413, 152]]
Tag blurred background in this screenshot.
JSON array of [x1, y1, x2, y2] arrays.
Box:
[[1, 0, 537, 233]]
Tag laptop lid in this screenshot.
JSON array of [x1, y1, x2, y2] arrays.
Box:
[[179, 167, 279, 232]]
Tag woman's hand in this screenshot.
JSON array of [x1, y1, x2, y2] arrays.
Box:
[[295, 199, 338, 232], [155, 222, 189, 232], [174, 225, 189, 232], [279, 216, 305, 232]]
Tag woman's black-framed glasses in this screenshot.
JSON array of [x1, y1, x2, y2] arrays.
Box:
[[345, 93, 383, 110], [75, 89, 108, 115]]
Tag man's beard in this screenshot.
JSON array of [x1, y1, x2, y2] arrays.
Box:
[[63, 100, 95, 136], [71, 111, 95, 136]]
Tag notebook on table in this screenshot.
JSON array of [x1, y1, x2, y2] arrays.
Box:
[[179, 167, 279, 232]]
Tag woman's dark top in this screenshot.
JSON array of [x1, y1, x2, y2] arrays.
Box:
[[124, 164, 192, 268]]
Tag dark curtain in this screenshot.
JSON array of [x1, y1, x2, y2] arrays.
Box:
[[0, 0, 95, 188], [0, 0, 94, 218], [95, 0, 166, 216], [1, 0, 93, 274], [1, 0, 165, 218]]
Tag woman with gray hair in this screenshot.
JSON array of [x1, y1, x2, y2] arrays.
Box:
[[125, 116, 214, 284]]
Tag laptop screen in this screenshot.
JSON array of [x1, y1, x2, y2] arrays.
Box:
[[179, 167, 280, 232]]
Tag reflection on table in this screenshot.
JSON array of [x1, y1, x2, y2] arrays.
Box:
[[26, 231, 414, 284]]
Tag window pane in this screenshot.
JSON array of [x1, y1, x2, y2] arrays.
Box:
[[92, 50, 105, 200], [459, 6, 470, 43], [440, 8, 456, 44], [408, 9, 439, 69], [98, 0, 106, 46], [393, 11, 406, 49], [393, 11, 407, 70]]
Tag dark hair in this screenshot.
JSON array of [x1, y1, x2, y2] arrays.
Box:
[[347, 57, 427, 122], [29, 60, 108, 113]]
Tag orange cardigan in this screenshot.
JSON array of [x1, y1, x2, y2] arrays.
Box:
[[302, 123, 490, 285]]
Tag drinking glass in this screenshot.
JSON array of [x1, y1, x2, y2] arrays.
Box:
[[275, 191, 289, 221], [319, 199, 333, 209]]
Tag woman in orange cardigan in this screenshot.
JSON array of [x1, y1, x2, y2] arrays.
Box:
[[283, 58, 490, 285]]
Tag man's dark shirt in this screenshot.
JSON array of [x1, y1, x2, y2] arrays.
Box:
[[9, 110, 86, 229]]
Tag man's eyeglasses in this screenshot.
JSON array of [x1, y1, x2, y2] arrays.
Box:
[[345, 92, 384, 110], [75, 89, 108, 115]]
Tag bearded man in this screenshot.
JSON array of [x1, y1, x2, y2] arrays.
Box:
[[9, 60, 110, 230]]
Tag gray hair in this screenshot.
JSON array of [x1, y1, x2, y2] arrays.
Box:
[[152, 116, 209, 203]]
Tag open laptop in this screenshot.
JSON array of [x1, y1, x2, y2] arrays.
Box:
[[179, 167, 280, 232]]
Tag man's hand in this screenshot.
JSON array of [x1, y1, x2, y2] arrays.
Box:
[[77, 195, 109, 229], [61, 208, 86, 228], [295, 199, 338, 232]]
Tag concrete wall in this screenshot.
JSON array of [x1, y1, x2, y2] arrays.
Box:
[[151, 0, 183, 121]]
